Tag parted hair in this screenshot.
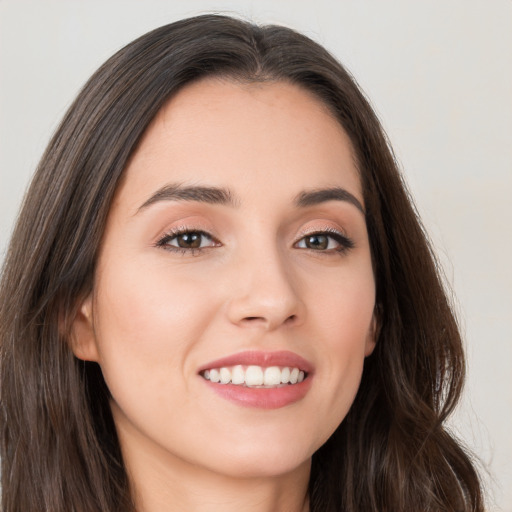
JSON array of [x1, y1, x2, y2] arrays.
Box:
[[0, 14, 483, 512]]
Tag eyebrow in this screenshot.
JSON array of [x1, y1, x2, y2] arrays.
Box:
[[137, 183, 237, 212], [294, 187, 365, 214], [137, 183, 364, 215]]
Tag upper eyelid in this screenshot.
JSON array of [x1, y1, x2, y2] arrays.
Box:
[[154, 223, 353, 248], [294, 226, 355, 250], [155, 227, 219, 248], [157, 225, 215, 238], [297, 226, 343, 235], [294, 225, 348, 239], [296, 230, 353, 243], [157, 226, 346, 238]]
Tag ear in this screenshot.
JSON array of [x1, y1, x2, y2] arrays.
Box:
[[364, 305, 381, 357], [70, 293, 100, 362]]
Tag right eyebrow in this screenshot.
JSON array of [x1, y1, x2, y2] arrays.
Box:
[[136, 183, 238, 213]]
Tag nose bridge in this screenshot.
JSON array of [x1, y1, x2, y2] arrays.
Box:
[[226, 234, 304, 330]]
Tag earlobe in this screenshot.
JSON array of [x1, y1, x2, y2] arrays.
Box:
[[365, 309, 381, 357], [70, 294, 100, 362]]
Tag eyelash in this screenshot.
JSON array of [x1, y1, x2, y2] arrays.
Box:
[[155, 228, 219, 256], [155, 227, 354, 255], [295, 228, 355, 254]]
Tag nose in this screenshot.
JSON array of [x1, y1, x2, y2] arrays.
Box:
[[225, 246, 305, 331]]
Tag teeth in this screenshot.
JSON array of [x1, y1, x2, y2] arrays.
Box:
[[245, 366, 263, 386], [231, 365, 245, 385], [264, 366, 281, 386], [201, 365, 307, 387], [220, 367, 231, 384]]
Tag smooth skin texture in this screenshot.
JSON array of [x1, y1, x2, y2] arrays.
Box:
[[72, 78, 377, 512]]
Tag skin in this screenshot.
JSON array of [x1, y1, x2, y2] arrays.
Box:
[[72, 78, 377, 512]]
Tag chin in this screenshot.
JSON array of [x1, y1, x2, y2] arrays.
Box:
[[197, 434, 317, 480]]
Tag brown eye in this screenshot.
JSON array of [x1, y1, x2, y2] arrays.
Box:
[[157, 230, 218, 252], [175, 232, 203, 248], [295, 231, 354, 253], [304, 234, 329, 250]]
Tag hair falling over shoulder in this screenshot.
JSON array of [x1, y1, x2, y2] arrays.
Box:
[[0, 14, 484, 512]]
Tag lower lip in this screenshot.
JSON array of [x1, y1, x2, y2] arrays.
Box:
[[203, 377, 312, 409]]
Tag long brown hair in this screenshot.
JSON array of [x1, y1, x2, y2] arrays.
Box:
[[0, 14, 483, 511]]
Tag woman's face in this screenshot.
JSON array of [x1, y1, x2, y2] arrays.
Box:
[[73, 79, 376, 481]]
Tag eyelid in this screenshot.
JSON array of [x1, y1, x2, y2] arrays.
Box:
[[153, 223, 354, 255], [294, 226, 355, 253], [155, 226, 220, 252], [295, 225, 349, 241]]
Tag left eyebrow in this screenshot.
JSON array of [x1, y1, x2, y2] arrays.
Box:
[[294, 187, 365, 214]]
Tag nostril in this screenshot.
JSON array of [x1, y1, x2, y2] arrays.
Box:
[[240, 314, 298, 326], [244, 316, 263, 322], [285, 314, 297, 324]]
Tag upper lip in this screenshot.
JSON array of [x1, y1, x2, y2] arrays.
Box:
[[198, 350, 314, 374]]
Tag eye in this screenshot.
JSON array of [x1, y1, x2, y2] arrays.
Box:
[[156, 229, 219, 252], [295, 230, 354, 253]]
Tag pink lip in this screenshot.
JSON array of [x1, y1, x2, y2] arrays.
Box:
[[198, 350, 314, 374], [198, 350, 314, 410]]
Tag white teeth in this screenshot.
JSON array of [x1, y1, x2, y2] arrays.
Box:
[[202, 365, 307, 387], [264, 366, 281, 386], [245, 366, 264, 386], [263, 366, 281, 386], [231, 365, 245, 385], [220, 367, 231, 384]]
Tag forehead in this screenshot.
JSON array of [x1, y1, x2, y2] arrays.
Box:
[[118, 78, 362, 211]]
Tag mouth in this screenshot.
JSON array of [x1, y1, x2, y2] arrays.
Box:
[[200, 365, 307, 388], [198, 351, 313, 409]]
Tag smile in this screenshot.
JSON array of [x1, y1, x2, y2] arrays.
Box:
[[198, 351, 313, 408], [201, 365, 306, 387]]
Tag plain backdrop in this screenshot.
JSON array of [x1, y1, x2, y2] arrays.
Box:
[[1, 1, 511, 510]]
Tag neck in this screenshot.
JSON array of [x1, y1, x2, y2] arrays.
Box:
[[135, 465, 310, 512]]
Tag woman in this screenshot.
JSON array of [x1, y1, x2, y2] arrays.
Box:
[[0, 14, 483, 512]]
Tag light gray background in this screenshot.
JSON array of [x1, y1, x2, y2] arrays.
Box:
[[1, 1, 511, 510]]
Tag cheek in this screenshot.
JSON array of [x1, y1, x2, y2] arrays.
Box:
[[89, 261, 226, 448], [91, 260, 219, 393], [307, 257, 375, 344], [305, 263, 375, 418]]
